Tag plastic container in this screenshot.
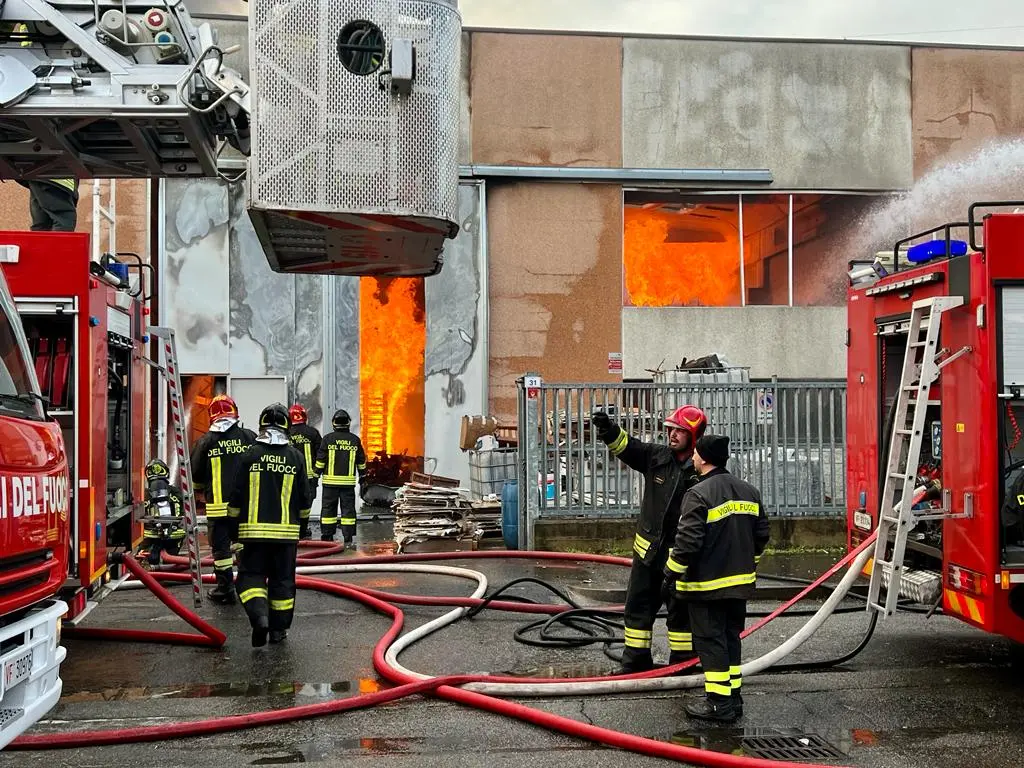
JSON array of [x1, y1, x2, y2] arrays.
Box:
[[469, 448, 518, 498], [501, 479, 518, 550]]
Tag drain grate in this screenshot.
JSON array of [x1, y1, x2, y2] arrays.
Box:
[[742, 734, 845, 762]]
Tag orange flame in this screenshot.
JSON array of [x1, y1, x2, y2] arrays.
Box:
[[624, 207, 741, 307], [359, 278, 425, 459]]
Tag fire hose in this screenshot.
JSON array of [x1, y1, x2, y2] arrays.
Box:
[[10, 535, 884, 768]]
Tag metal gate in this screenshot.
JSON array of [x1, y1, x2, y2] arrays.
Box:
[[515, 375, 846, 549]]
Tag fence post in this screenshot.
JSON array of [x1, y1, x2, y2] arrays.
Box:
[[520, 373, 543, 550]]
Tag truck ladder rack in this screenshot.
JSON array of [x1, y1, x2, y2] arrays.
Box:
[[867, 296, 971, 617]]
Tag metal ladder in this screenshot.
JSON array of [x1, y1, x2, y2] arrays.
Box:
[[867, 296, 970, 616], [149, 326, 204, 608]]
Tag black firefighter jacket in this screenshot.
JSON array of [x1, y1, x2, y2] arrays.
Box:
[[227, 437, 312, 541], [315, 430, 366, 487], [600, 426, 699, 565], [666, 468, 770, 601], [289, 423, 323, 481], [190, 422, 257, 519]]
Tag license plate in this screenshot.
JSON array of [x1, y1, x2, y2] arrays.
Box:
[[854, 511, 873, 531], [4, 649, 33, 692]]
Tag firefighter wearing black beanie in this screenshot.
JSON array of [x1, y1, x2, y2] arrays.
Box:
[[664, 433, 770, 723]]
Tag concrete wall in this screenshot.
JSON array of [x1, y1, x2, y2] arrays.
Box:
[[912, 47, 1024, 176], [469, 33, 622, 166], [622, 39, 914, 190], [621, 306, 847, 380], [487, 183, 622, 420]]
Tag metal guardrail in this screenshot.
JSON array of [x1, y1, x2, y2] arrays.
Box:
[[515, 376, 846, 546]]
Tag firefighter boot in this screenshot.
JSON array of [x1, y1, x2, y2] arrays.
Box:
[[685, 695, 739, 723], [251, 615, 269, 648], [207, 569, 237, 605], [617, 647, 654, 674], [269, 630, 288, 644], [668, 650, 698, 674], [733, 691, 744, 718]]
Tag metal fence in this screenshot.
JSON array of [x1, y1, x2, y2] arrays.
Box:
[[515, 376, 846, 546]]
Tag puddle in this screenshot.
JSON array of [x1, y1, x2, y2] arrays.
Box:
[[245, 737, 421, 763], [60, 678, 390, 703]]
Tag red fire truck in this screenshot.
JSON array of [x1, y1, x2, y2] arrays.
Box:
[[847, 203, 1024, 644], [0, 230, 148, 747], [0, 243, 71, 748]]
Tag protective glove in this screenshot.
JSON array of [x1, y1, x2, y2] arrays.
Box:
[[590, 410, 616, 441], [661, 576, 677, 604]]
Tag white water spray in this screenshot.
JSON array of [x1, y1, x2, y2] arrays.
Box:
[[845, 138, 1024, 259]]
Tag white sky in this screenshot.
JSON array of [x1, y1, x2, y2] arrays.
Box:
[[459, 0, 1024, 47]]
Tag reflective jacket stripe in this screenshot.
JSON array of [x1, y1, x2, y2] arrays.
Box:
[[608, 429, 628, 456], [706, 500, 760, 524], [238, 523, 300, 540], [676, 572, 756, 593], [303, 444, 314, 478], [633, 533, 652, 559], [248, 472, 261, 527], [666, 556, 687, 574], [211, 456, 223, 506], [280, 474, 294, 526]]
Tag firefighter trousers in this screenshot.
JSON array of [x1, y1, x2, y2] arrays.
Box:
[[27, 181, 78, 231], [689, 599, 746, 702], [622, 545, 692, 670], [236, 542, 299, 632], [208, 517, 236, 595], [320, 485, 356, 542], [300, 479, 318, 539]]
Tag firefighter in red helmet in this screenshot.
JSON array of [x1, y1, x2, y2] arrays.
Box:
[[287, 403, 322, 540], [591, 404, 708, 673], [190, 394, 257, 604]]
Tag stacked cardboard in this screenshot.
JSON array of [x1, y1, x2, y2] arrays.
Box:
[[393, 483, 478, 551]]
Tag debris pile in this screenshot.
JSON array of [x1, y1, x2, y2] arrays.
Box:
[[393, 483, 479, 551], [469, 499, 502, 538]]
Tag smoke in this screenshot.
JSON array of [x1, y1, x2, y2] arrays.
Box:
[[844, 138, 1024, 259]]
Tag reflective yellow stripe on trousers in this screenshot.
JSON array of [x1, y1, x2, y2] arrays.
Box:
[[704, 670, 733, 697]]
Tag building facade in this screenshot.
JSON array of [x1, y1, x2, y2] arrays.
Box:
[[0, 25, 1021, 485]]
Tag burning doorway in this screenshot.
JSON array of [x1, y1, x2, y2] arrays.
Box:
[[359, 277, 426, 487]]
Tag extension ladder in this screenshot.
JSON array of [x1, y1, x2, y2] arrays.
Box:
[[149, 327, 204, 608], [867, 296, 971, 617]]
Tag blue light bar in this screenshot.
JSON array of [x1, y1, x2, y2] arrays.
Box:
[[907, 238, 968, 264]]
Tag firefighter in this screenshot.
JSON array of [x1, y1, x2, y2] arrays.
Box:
[[667, 433, 769, 723], [141, 459, 185, 566], [227, 403, 311, 647], [288, 403, 322, 540], [314, 409, 365, 545], [190, 394, 257, 605], [16, 179, 79, 232], [591, 404, 708, 673]]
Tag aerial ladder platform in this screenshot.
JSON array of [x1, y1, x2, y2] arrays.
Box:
[[0, 0, 462, 276]]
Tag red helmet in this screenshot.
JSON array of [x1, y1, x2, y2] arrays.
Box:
[[665, 405, 707, 438], [208, 394, 238, 421], [289, 403, 308, 425]]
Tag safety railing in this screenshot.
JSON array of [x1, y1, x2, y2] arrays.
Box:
[[515, 376, 846, 548]]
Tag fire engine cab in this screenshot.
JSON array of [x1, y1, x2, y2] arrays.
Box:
[[847, 202, 1024, 644]]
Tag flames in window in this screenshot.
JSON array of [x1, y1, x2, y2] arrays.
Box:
[[359, 277, 425, 461]]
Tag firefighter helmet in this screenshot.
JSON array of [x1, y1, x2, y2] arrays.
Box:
[[209, 394, 239, 421], [145, 459, 170, 482], [665, 405, 708, 439], [332, 409, 351, 430], [259, 403, 290, 432], [289, 403, 308, 425]]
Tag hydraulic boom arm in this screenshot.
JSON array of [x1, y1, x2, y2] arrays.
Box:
[[0, 0, 250, 179]]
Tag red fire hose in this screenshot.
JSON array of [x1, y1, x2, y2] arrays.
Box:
[[11, 545, 871, 768], [63, 555, 226, 648]]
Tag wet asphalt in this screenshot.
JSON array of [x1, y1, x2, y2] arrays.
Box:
[[6, 522, 1024, 767]]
